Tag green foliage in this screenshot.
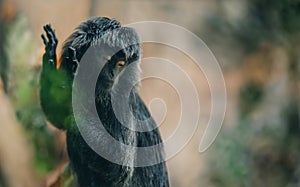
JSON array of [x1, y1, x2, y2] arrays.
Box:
[[239, 81, 264, 116], [209, 118, 299, 186], [205, 0, 300, 52], [205, 0, 300, 186], [209, 125, 251, 186]]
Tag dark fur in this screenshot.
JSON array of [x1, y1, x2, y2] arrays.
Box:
[[40, 17, 169, 187]]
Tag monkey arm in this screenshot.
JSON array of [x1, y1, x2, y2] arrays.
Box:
[[40, 24, 75, 130]]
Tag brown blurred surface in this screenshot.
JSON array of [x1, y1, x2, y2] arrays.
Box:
[[0, 0, 299, 186]]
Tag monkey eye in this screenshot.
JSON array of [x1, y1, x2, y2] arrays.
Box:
[[117, 60, 125, 67]]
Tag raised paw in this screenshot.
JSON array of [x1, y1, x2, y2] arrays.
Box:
[[41, 24, 58, 65]]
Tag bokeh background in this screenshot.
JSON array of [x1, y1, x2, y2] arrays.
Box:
[[0, 0, 299, 187]]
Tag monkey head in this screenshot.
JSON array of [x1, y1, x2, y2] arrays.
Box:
[[60, 17, 141, 92]]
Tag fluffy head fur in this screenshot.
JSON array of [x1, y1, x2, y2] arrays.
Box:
[[60, 17, 140, 76]]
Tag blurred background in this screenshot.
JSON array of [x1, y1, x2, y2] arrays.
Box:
[[0, 0, 299, 186]]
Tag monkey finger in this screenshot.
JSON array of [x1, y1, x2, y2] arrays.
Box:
[[68, 47, 79, 73], [43, 26, 52, 43], [44, 24, 52, 32], [46, 31, 54, 45], [43, 25, 50, 36], [41, 34, 48, 46], [44, 25, 56, 45], [47, 25, 58, 44], [68, 47, 77, 61], [71, 60, 79, 73], [43, 25, 47, 32], [52, 29, 58, 44]]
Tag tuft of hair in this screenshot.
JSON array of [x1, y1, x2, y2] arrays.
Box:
[[59, 17, 140, 73]]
